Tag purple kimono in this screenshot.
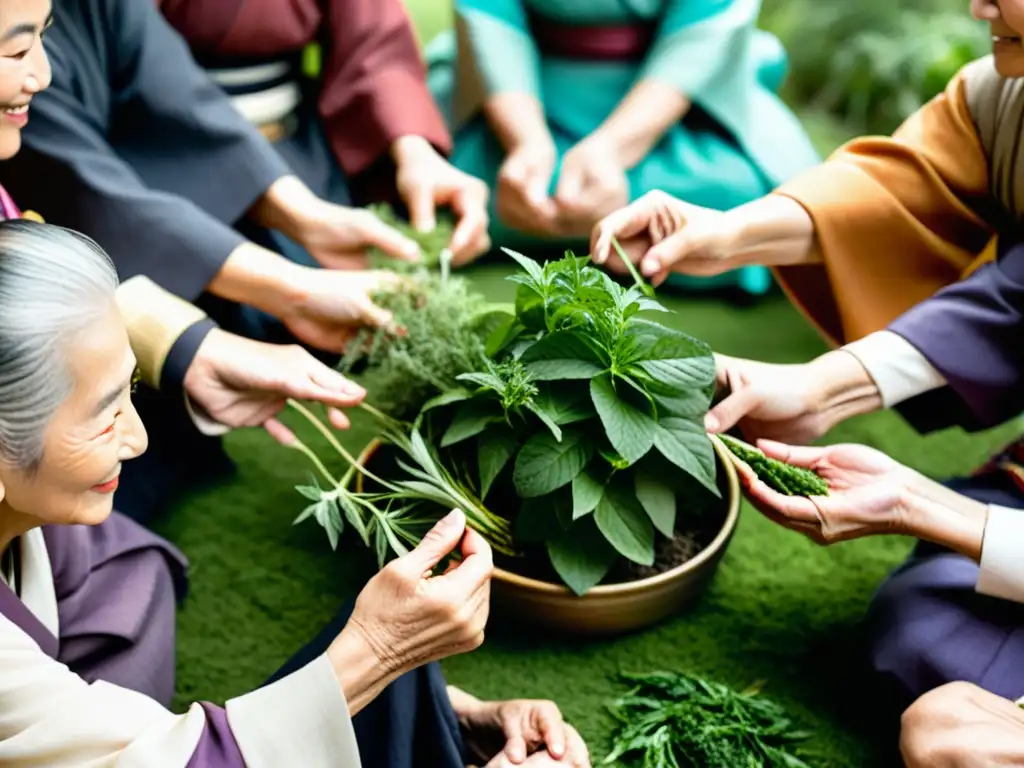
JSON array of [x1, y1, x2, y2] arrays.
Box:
[[865, 241, 1024, 717]]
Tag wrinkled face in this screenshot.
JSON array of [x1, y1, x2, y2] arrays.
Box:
[[973, 0, 1024, 77], [0, 305, 148, 528], [0, 0, 50, 160]]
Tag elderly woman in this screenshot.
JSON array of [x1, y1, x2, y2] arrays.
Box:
[[0, 219, 590, 767]]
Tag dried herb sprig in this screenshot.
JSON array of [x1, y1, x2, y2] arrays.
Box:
[[720, 434, 830, 497], [604, 671, 816, 768]]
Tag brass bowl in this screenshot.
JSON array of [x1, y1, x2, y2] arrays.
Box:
[[355, 435, 741, 637]]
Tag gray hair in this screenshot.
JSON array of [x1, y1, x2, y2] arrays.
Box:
[[0, 220, 118, 470]]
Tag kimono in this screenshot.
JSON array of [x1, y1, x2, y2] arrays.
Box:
[[426, 0, 821, 296], [158, 0, 452, 211], [773, 54, 1024, 349], [832, 242, 1024, 720], [0, 520, 466, 766]]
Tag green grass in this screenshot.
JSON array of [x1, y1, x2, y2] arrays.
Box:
[[157, 265, 1022, 767]]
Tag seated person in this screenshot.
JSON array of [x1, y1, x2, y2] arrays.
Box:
[[158, 0, 491, 266], [0, 218, 590, 768], [701, 238, 1024, 757], [427, 0, 820, 295], [732, 437, 1024, 766], [590, 0, 1024, 330], [0, 0, 461, 521]]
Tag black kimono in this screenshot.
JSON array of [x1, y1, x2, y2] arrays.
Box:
[[0, 0, 297, 523]]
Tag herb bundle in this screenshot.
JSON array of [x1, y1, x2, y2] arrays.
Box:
[[720, 435, 829, 497], [339, 273, 506, 421], [604, 671, 816, 768], [420, 249, 722, 595]]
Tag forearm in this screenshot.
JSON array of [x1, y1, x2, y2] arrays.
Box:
[[247, 175, 321, 242], [590, 80, 690, 169], [206, 241, 304, 318], [483, 93, 552, 153], [726, 195, 822, 268], [902, 478, 989, 562]]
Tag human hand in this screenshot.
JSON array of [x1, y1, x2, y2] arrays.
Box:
[[901, 682, 1024, 767], [393, 136, 491, 266], [496, 139, 560, 236], [297, 200, 422, 270], [451, 688, 592, 767], [278, 267, 405, 354], [553, 137, 629, 239], [705, 351, 878, 444], [343, 508, 493, 676], [589, 191, 737, 286], [183, 329, 365, 435], [733, 440, 915, 545]]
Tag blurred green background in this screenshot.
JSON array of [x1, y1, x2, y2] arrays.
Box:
[[161, 3, 1013, 767]]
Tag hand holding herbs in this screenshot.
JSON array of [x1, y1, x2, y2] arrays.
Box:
[[720, 435, 829, 497], [732, 441, 926, 546], [604, 671, 817, 767]]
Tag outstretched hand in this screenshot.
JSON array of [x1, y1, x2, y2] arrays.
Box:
[[733, 439, 915, 545]]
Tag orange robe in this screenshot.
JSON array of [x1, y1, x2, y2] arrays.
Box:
[[772, 69, 998, 346]]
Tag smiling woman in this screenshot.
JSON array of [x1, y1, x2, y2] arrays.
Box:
[[0, 0, 50, 159]]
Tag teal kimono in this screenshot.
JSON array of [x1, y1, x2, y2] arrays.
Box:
[[427, 0, 820, 295]]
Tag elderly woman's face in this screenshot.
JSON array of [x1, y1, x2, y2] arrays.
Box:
[[0, 0, 51, 160], [974, 0, 1024, 76], [0, 305, 147, 527]]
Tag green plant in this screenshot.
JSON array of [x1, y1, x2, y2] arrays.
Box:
[[419, 249, 722, 594], [604, 670, 816, 767], [339, 273, 506, 421], [720, 435, 829, 497], [365, 202, 454, 273]]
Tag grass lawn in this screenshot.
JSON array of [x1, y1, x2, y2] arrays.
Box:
[[157, 3, 1019, 764]]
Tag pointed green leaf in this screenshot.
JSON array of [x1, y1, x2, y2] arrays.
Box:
[[525, 401, 563, 441], [652, 388, 712, 418], [653, 418, 719, 495], [532, 385, 594, 426], [440, 399, 499, 447], [295, 484, 322, 502], [520, 330, 607, 381], [501, 246, 546, 284], [420, 389, 473, 414], [593, 484, 655, 566], [546, 516, 618, 595], [337, 494, 369, 545], [477, 426, 519, 498], [572, 466, 605, 519], [634, 469, 677, 538], [590, 374, 656, 465], [513, 429, 593, 498]]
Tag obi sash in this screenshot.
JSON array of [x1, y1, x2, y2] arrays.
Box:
[[525, 9, 656, 62]]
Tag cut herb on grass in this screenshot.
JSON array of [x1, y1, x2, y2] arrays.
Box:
[[604, 671, 817, 768], [720, 434, 829, 497]]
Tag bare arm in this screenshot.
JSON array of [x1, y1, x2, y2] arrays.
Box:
[[590, 80, 690, 169]]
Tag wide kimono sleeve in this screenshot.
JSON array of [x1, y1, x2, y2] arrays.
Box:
[[884, 242, 1024, 430], [0, 615, 359, 767], [454, 0, 543, 102], [773, 70, 996, 346], [0, 0, 290, 301]]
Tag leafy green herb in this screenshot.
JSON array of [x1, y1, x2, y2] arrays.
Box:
[[720, 434, 829, 497], [365, 202, 454, 273], [604, 671, 816, 768]]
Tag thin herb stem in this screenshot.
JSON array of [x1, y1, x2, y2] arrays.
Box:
[[611, 235, 653, 296], [285, 437, 340, 487]]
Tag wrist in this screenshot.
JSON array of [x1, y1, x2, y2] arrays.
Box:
[[900, 477, 989, 560], [726, 195, 818, 269], [327, 624, 400, 715], [803, 350, 883, 428], [483, 93, 551, 153], [390, 134, 435, 166], [207, 242, 307, 320], [250, 175, 323, 242], [447, 686, 487, 726]]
